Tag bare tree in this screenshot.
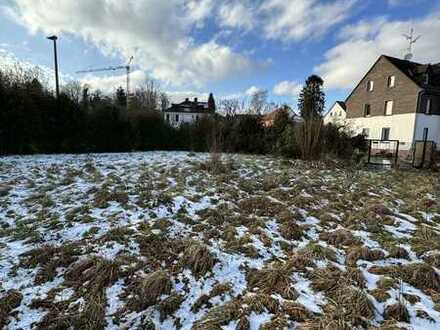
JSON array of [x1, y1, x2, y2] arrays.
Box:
[[62, 80, 82, 104], [220, 97, 248, 118], [131, 78, 168, 111], [249, 89, 269, 115]]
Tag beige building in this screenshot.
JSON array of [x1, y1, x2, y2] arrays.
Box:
[[345, 55, 440, 151]]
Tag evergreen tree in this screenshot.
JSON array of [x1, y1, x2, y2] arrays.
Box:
[[297, 75, 326, 160], [208, 93, 216, 113], [115, 86, 127, 108], [298, 75, 325, 120]]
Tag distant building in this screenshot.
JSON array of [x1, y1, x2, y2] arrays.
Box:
[[345, 55, 440, 151], [323, 101, 346, 126], [261, 106, 293, 127], [163, 93, 216, 127]]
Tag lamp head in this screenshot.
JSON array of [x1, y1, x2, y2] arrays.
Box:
[[47, 35, 58, 41]]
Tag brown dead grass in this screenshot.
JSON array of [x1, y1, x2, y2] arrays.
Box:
[[127, 270, 172, 311], [20, 244, 79, 284], [384, 302, 410, 323], [0, 290, 23, 328], [179, 241, 216, 278], [320, 229, 361, 248], [239, 196, 285, 217], [346, 246, 385, 266], [247, 261, 297, 300]]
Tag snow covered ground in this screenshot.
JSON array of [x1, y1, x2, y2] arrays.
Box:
[[1, 151, 440, 329]]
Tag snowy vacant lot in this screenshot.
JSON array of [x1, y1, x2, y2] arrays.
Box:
[[1, 152, 440, 330]]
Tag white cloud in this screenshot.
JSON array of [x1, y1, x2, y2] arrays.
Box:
[[273, 80, 302, 97], [315, 11, 440, 89], [245, 86, 261, 96], [218, 1, 255, 31], [80, 70, 147, 94], [260, 0, 356, 41], [8, 0, 255, 87]]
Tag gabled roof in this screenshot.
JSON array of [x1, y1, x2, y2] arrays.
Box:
[[335, 101, 346, 111], [345, 55, 440, 104], [324, 101, 346, 117], [383, 55, 440, 89], [164, 98, 212, 114]]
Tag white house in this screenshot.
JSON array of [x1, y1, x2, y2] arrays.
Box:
[[164, 94, 216, 127], [323, 101, 346, 126], [345, 55, 440, 155]]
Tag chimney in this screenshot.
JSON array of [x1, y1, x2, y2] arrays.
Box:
[[194, 97, 198, 103], [185, 98, 189, 102]]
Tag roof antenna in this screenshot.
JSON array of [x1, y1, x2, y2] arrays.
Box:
[[403, 27, 421, 61]]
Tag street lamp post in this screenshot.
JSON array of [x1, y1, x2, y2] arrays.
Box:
[[47, 35, 60, 99]]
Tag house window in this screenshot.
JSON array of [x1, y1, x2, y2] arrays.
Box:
[[388, 75, 396, 88], [367, 80, 374, 92], [196, 115, 199, 120], [426, 98, 432, 114], [381, 128, 391, 141], [423, 128, 429, 141], [362, 128, 370, 138], [385, 100, 393, 116], [166, 114, 170, 122], [364, 104, 371, 117], [175, 114, 179, 122], [425, 73, 430, 85]]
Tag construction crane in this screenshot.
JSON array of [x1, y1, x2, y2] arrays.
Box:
[[76, 56, 134, 109]]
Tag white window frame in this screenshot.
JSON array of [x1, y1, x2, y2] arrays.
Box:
[[388, 75, 396, 88], [381, 127, 391, 141], [426, 98, 432, 114], [367, 80, 374, 92], [385, 100, 393, 116], [364, 104, 371, 117]]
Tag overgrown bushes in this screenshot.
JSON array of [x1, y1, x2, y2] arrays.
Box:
[[0, 67, 365, 160]]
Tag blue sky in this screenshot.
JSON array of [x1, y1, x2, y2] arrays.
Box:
[[1, 0, 440, 110]]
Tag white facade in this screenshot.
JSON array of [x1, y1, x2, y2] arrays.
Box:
[[323, 103, 346, 126], [164, 112, 206, 127], [347, 113, 440, 150], [414, 114, 440, 145]]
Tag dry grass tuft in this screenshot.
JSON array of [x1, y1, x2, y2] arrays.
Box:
[[127, 270, 172, 311], [279, 221, 304, 241], [283, 302, 313, 322], [384, 302, 410, 323], [300, 287, 374, 329], [20, 244, 79, 284], [0, 290, 23, 328], [387, 246, 409, 260], [242, 293, 280, 314], [308, 265, 365, 293], [179, 241, 216, 278], [411, 226, 440, 255], [247, 261, 297, 299], [299, 243, 337, 262], [192, 300, 241, 330], [367, 263, 440, 293], [320, 229, 360, 248], [345, 246, 385, 266], [158, 292, 184, 322], [259, 314, 289, 330], [239, 196, 285, 217]]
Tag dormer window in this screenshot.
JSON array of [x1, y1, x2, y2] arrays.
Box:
[[388, 75, 395, 88], [426, 98, 432, 114], [425, 73, 430, 85], [367, 80, 374, 92]]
